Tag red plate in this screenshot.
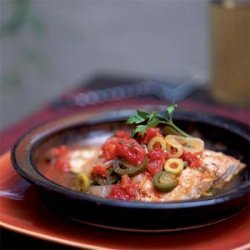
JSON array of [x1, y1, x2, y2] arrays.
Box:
[[0, 152, 249, 250]]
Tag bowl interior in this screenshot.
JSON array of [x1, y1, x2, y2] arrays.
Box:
[[30, 113, 250, 197]]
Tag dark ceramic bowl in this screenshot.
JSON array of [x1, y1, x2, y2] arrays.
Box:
[[11, 109, 250, 232]]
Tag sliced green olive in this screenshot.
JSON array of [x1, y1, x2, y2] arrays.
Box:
[[167, 135, 204, 154], [153, 171, 178, 192], [76, 173, 90, 192], [164, 158, 184, 175], [165, 136, 183, 158], [148, 136, 166, 151], [92, 168, 119, 185], [114, 157, 148, 177]]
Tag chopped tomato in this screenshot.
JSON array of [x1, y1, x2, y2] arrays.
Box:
[[181, 151, 201, 168], [55, 158, 70, 172], [147, 148, 169, 176], [108, 175, 140, 201], [142, 128, 161, 144], [50, 145, 68, 157], [115, 130, 131, 139], [49, 145, 70, 172], [147, 160, 163, 176], [108, 185, 131, 200], [148, 148, 169, 161], [91, 166, 108, 178], [120, 174, 131, 188], [102, 136, 145, 165], [116, 138, 145, 165], [102, 137, 119, 160]]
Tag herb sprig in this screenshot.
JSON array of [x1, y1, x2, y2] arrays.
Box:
[[127, 104, 189, 137]]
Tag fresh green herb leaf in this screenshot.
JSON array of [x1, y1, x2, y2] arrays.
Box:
[[137, 110, 151, 119], [147, 114, 161, 128], [127, 114, 146, 124], [127, 104, 189, 137], [166, 104, 177, 121], [126, 110, 153, 125], [132, 125, 147, 137]]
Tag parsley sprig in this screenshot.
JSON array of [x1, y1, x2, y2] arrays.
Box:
[[127, 104, 189, 137]]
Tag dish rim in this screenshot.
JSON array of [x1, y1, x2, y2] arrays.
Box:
[[11, 109, 250, 209]]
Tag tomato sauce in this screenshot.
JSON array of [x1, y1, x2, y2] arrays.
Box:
[[49, 145, 70, 172], [108, 175, 140, 201], [181, 151, 201, 168], [102, 135, 145, 165], [147, 148, 169, 176], [91, 166, 108, 178]]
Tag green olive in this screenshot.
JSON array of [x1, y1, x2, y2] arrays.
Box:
[[76, 173, 90, 192], [114, 157, 148, 177], [153, 171, 178, 192], [92, 168, 119, 185], [164, 158, 184, 175]]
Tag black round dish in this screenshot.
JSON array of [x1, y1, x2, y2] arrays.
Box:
[[11, 109, 250, 232]]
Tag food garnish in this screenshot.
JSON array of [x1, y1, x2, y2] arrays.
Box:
[[127, 104, 189, 137]]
